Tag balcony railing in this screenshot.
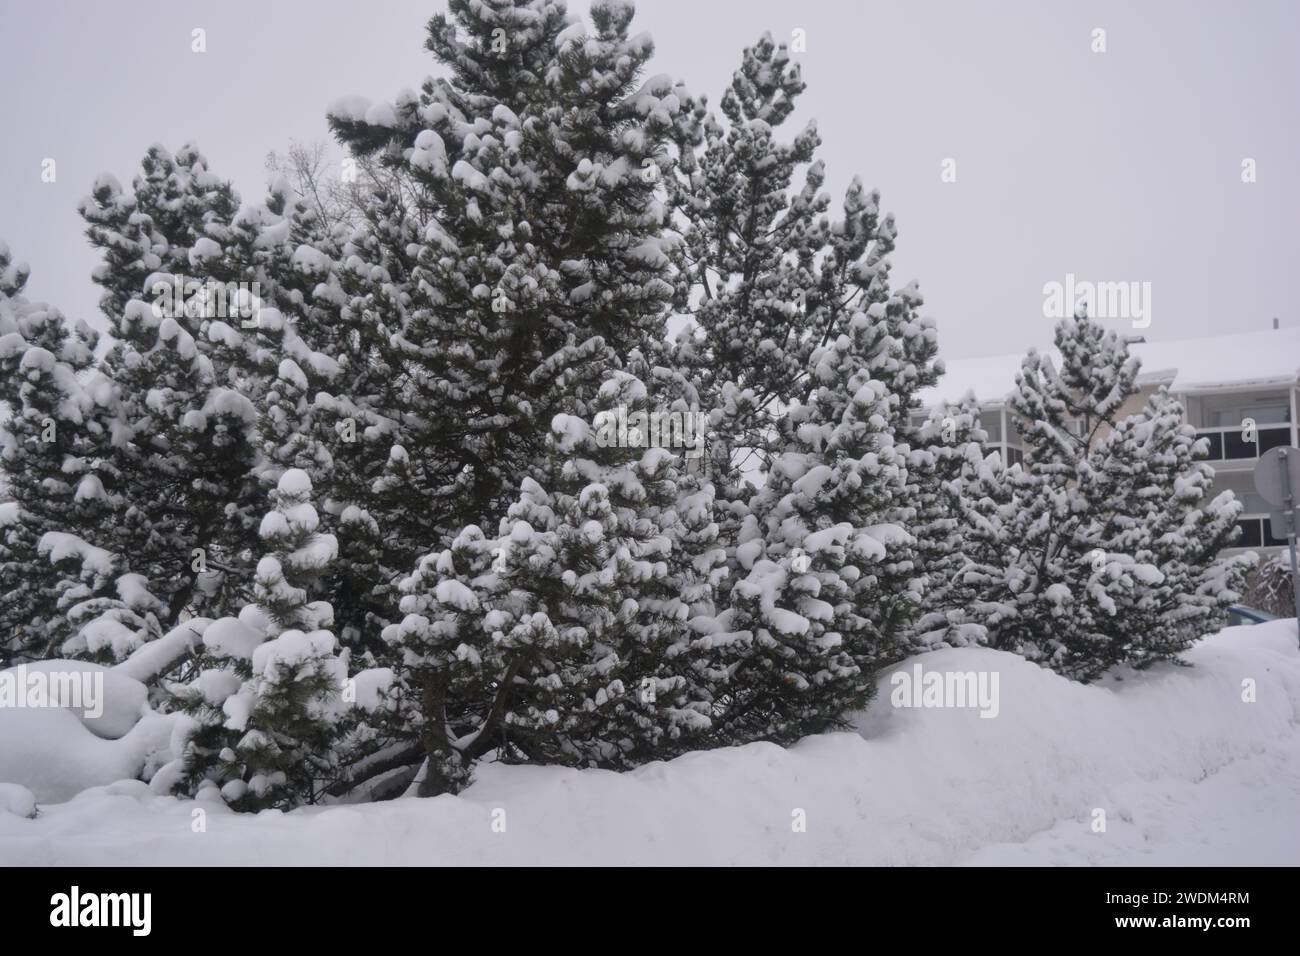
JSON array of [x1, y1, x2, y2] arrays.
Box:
[[1195, 423, 1292, 462]]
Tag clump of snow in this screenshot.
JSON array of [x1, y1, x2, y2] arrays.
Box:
[[0, 706, 177, 804], [328, 95, 371, 123], [364, 101, 397, 127], [348, 668, 395, 712], [0, 783, 37, 818], [188, 237, 223, 264], [1, 660, 148, 740], [202, 615, 264, 663], [278, 467, 313, 496], [250, 629, 338, 678], [37, 532, 115, 576], [114, 619, 211, 684], [292, 244, 332, 272]]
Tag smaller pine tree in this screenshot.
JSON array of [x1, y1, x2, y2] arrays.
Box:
[[384, 370, 728, 793], [166, 469, 346, 811], [947, 315, 1252, 681]]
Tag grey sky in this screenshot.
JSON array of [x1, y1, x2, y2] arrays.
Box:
[[1, 0, 1296, 361]]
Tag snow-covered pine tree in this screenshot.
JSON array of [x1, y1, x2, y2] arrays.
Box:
[[167, 469, 346, 811], [78, 144, 239, 322], [671, 33, 942, 429], [950, 316, 1151, 678], [1084, 385, 1253, 663], [668, 36, 945, 669], [668, 32, 826, 417], [319, 0, 693, 644], [0, 244, 122, 662], [384, 368, 725, 793], [79, 145, 343, 629], [907, 394, 992, 648], [955, 314, 1250, 681], [78, 148, 254, 624], [704, 310, 915, 744]]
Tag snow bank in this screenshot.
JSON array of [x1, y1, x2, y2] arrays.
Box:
[[1, 622, 1297, 864], [0, 707, 176, 806], [2, 660, 147, 739], [0, 631, 207, 804], [0, 784, 37, 819]]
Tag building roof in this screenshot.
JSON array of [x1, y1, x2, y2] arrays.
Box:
[[921, 326, 1300, 406]]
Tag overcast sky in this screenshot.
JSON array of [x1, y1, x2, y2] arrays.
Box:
[[1, 0, 1296, 361]]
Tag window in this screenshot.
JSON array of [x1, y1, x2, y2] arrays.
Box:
[[1211, 403, 1289, 428], [1215, 424, 1292, 460], [1260, 426, 1292, 454], [1006, 414, 1023, 447], [1235, 517, 1263, 548], [1224, 431, 1255, 459], [980, 411, 1002, 443], [1239, 491, 1270, 514], [1233, 515, 1294, 549], [1264, 522, 1291, 548]]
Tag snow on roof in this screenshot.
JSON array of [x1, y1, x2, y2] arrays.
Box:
[[921, 326, 1300, 407]]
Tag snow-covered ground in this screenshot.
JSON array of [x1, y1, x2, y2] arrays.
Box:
[[2, 620, 1297, 866]]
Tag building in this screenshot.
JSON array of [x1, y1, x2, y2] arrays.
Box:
[[918, 325, 1300, 555]]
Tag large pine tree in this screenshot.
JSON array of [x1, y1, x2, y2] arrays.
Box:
[[0, 244, 124, 662], [312, 0, 697, 654]]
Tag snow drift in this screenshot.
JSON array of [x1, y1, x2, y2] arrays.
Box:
[[1, 620, 1297, 865]]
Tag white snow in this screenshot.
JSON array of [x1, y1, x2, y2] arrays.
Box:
[[187, 237, 223, 264], [0, 660, 147, 739], [114, 619, 210, 684], [37, 532, 115, 576], [0, 700, 176, 805], [328, 95, 371, 123], [410, 130, 449, 177], [348, 668, 395, 712], [2, 621, 1298, 863], [451, 160, 488, 193], [363, 101, 397, 127], [251, 629, 340, 681], [202, 615, 264, 663], [0, 783, 37, 819], [277, 467, 313, 497]]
